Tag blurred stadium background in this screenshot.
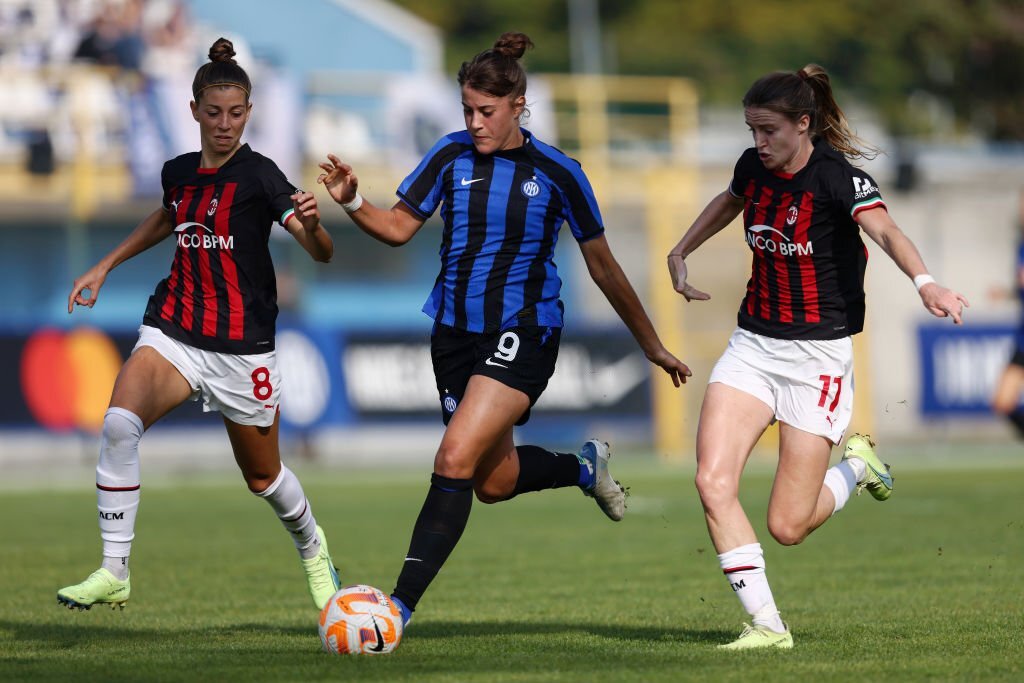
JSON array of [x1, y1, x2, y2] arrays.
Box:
[[1, 0, 1023, 482]]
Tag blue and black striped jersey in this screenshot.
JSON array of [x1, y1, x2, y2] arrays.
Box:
[[397, 129, 605, 332]]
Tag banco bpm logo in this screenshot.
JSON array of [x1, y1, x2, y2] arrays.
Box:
[[174, 221, 234, 249], [745, 224, 813, 257]]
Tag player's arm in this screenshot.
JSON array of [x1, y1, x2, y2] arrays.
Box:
[[666, 189, 745, 301], [579, 234, 691, 386], [857, 206, 970, 324], [284, 190, 333, 262], [68, 206, 174, 313], [317, 153, 426, 246]]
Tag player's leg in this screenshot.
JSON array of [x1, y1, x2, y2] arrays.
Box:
[[58, 344, 194, 610], [774, 337, 889, 518], [465, 323, 626, 516], [767, 424, 833, 546], [390, 375, 527, 626], [992, 357, 1024, 437], [695, 383, 791, 648], [472, 433, 623, 519], [224, 413, 339, 610]]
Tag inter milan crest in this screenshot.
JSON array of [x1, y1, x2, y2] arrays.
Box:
[[521, 178, 540, 199]]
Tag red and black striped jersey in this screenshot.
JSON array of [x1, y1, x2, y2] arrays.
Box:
[[728, 140, 886, 340], [143, 144, 297, 354]]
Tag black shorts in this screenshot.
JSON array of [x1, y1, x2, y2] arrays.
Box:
[[430, 323, 561, 426], [1012, 348, 1024, 368]]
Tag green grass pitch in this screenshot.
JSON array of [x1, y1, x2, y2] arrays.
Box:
[[1, 452, 1022, 682]]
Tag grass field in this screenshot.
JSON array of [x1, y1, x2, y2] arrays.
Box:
[[1, 451, 1022, 682]]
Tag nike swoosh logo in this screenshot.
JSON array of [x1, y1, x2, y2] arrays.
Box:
[[484, 357, 507, 368], [404, 557, 422, 562], [460, 177, 484, 186], [369, 616, 386, 652]]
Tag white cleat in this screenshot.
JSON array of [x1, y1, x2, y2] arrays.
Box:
[[579, 440, 627, 521]]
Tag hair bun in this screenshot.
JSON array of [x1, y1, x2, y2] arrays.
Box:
[[208, 38, 237, 64], [492, 32, 533, 60]]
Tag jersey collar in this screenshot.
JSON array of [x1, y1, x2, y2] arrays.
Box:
[[489, 128, 534, 162], [197, 143, 252, 174]]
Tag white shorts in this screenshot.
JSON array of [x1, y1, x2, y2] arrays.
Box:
[[133, 325, 280, 427], [708, 327, 854, 444]]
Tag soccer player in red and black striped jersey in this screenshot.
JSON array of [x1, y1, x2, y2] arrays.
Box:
[[58, 38, 341, 613], [318, 32, 691, 637], [667, 64, 969, 649]]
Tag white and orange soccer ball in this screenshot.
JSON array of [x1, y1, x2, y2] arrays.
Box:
[[318, 585, 403, 655]]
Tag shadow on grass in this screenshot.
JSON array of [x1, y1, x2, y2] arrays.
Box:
[[1, 618, 731, 650], [409, 620, 731, 645]]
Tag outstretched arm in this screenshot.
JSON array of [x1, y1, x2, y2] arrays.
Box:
[[579, 235, 691, 386], [317, 153, 425, 246], [68, 207, 174, 313], [284, 190, 333, 262], [857, 206, 969, 324], [666, 189, 745, 301]]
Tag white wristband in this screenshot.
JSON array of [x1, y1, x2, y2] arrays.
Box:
[[913, 274, 936, 291], [341, 192, 363, 213]]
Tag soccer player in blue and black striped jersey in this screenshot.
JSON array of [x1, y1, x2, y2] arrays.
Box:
[[319, 32, 690, 636]]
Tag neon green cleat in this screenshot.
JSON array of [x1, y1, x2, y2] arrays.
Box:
[[719, 623, 794, 650], [302, 526, 340, 610], [57, 568, 130, 611], [842, 433, 893, 501]]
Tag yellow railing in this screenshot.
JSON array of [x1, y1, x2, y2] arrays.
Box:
[[541, 74, 701, 460]]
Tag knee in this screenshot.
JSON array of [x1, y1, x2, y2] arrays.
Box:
[[433, 442, 477, 480], [102, 408, 143, 453], [243, 466, 281, 494], [694, 468, 738, 511], [991, 400, 1013, 416], [767, 516, 809, 546]]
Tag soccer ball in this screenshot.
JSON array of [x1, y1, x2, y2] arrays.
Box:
[[318, 585, 403, 655]]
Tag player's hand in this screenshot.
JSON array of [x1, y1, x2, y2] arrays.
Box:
[[317, 153, 359, 205], [290, 190, 320, 231], [647, 346, 692, 387], [67, 264, 109, 313], [920, 282, 970, 325], [667, 254, 710, 302]]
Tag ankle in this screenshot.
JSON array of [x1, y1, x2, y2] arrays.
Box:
[[102, 556, 129, 581]]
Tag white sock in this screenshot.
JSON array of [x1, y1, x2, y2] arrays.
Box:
[[102, 555, 129, 581], [255, 465, 320, 559], [823, 460, 860, 515], [718, 542, 786, 633], [96, 407, 143, 579]]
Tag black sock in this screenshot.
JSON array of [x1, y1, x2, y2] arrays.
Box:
[[392, 474, 473, 612], [1008, 409, 1024, 438], [511, 445, 582, 497]]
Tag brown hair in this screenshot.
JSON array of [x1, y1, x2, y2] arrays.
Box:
[[457, 32, 533, 101], [192, 38, 251, 102], [743, 64, 879, 161]]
